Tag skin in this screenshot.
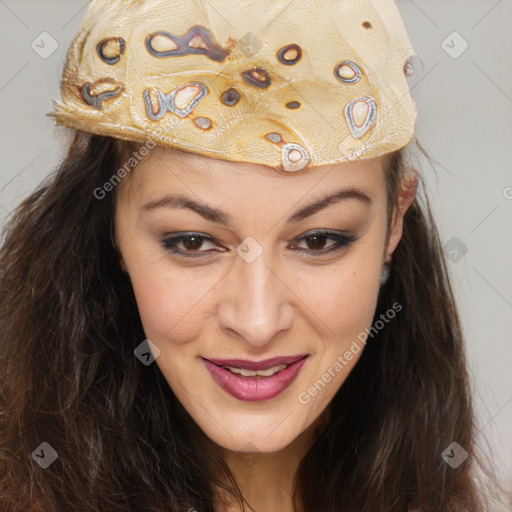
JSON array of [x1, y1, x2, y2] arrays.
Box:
[[114, 144, 418, 511]]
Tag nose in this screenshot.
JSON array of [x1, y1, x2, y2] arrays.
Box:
[[217, 252, 294, 349]]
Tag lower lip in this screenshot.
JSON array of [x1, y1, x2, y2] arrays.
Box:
[[202, 356, 308, 402]]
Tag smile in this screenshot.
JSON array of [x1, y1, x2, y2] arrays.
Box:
[[201, 354, 309, 402]]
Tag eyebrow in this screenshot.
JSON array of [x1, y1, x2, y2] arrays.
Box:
[[141, 187, 373, 226]]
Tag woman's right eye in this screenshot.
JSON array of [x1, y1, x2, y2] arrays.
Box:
[[161, 233, 223, 257]]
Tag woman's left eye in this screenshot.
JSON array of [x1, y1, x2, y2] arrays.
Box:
[[160, 230, 357, 258], [290, 230, 358, 255]]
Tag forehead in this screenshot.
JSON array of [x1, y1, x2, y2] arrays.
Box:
[[118, 143, 389, 203]]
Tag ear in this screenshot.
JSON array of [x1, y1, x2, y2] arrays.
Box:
[[384, 169, 419, 264]]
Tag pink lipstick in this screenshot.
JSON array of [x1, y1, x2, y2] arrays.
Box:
[[202, 354, 309, 402]]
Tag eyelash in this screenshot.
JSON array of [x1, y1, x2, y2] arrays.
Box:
[[160, 230, 358, 258]]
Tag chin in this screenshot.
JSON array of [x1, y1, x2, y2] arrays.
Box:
[[188, 404, 319, 456], [210, 426, 304, 454]]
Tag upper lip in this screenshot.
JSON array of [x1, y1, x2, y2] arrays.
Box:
[[203, 354, 308, 371]]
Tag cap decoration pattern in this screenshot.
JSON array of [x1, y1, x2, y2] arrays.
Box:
[[51, 0, 418, 173]]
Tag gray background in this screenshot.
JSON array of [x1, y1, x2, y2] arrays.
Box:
[[1, 0, 511, 504]]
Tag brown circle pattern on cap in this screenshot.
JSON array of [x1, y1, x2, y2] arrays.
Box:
[[143, 82, 208, 121], [265, 132, 309, 172], [281, 143, 309, 172], [145, 25, 229, 62], [334, 61, 362, 85], [81, 78, 124, 109], [343, 96, 377, 139], [277, 44, 302, 65], [97, 37, 126, 65], [221, 88, 240, 106], [266, 133, 282, 144], [194, 117, 213, 130], [241, 67, 271, 88]]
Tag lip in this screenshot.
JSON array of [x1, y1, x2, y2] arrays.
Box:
[[202, 354, 309, 402]]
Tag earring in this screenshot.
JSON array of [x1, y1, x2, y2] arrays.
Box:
[[380, 264, 391, 286]]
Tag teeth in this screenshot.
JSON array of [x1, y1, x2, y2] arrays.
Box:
[[221, 364, 287, 377], [255, 365, 287, 376]]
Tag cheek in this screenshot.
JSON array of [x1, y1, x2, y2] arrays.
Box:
[[296, 253, 382, 343], [126, 259, 212, 344], [331, 266, 380, 335], [294, 258, 382, 416]]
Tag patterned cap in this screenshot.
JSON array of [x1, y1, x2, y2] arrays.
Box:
[[50, 0, 418, 173]]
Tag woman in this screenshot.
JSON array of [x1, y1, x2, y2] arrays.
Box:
[[0, 0, 492, 510]]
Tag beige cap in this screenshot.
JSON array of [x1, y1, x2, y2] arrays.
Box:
[[50, 0, 418, 172]]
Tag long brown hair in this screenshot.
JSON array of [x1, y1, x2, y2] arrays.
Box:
[[0, 132, 489, 511]]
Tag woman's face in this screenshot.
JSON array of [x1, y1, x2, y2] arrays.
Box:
[[115, 145, 413, 453]]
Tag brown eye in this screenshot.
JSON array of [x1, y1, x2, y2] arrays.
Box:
[[182, 236, 204, 251], [292, 231, 358, 256], [161, 233, 223, 258], [305, 234, 329, 251]]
